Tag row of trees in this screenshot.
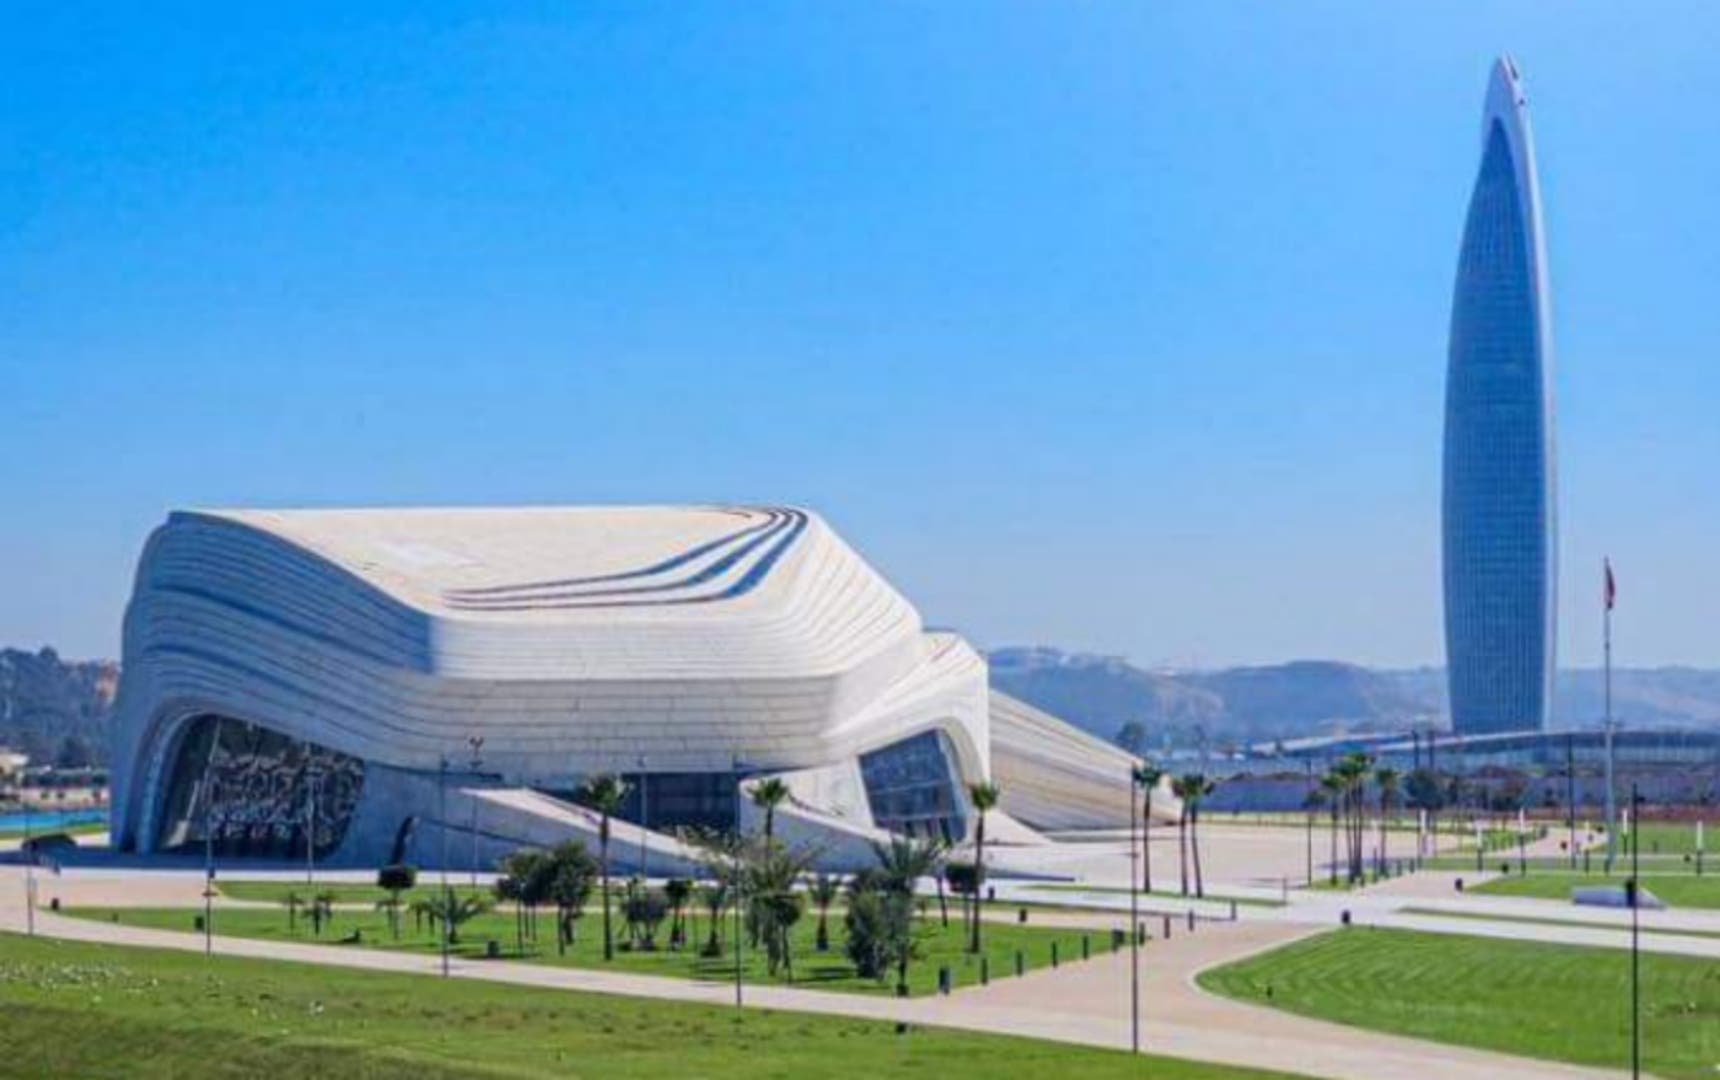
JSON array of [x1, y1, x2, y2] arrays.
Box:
[[1129, 765, 1219, 897], [1310, 752, 1401, 885]]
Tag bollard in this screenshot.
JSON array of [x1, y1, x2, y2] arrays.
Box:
[[938, 966, 951, 995], [1111, 928, 1125, 952], [1018, 907, 1028, 924], [49, 897, 60, 912], [981, 956, 990, 985], [1186, 909, 1195, 932], [1138, 921, 1146, 946], [1082, 935, 1090, 960], [1015, 950, 1025, 977], [1229, 900, 1238, 921], [1341, 909, 1352, 926], [486, 939, 501, 959], [1162, 914, 1172, 939], [1051, 942, 1059, 969]]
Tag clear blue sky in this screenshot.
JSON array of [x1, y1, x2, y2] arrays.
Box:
[[5, 3, 1717, 668]]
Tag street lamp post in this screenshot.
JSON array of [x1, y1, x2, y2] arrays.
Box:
[[1629, 783, 1642, 1080], [439, 753, 452, 979], [21, 797, 34, 937], [467, 736, 484, 891], [637, 755, 649, 882], [732, 752, 745, 1009], [1129, 767, 1141, 1055]]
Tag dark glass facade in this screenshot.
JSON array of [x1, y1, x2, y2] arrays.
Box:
[[155, 715, 364, 858], [859, 731, 967, 841], [1443, 87, 1556, 737]]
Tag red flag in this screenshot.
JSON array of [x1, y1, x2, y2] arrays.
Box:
[[1604, 558, 1616, 611]]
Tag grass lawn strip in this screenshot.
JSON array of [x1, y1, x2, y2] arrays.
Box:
[[1199, 926, 1720, 1080], [1397, 905, 1720, 940], [1472, 871, 1720, 909], [0, 932, 1304, 1080], [65, 898, 1117, 998]]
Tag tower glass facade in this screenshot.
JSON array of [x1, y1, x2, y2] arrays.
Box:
[[1442, 58, 1557, 736]]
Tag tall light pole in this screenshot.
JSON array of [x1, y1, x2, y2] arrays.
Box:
[[21, 793, 34, 937], [1128, 766, 1141, 1055], [467, 736, 484, 891], [439, 753, 452, 978], [732, 752, 745, 1009], [1303, 757, 1313, 885], [1629, 782, 1642, 1080]]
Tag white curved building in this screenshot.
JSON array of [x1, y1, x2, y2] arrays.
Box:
[[111, 505, 1142, 869]]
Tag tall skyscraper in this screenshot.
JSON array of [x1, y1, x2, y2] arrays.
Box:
[[1442, 56, 1558, 736]]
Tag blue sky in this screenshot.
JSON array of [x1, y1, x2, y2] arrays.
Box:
[[4, 3, 1717, 668]]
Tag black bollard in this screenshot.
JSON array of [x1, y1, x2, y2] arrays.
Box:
[[1082, 935, 1090, 960], [1015, 950, 1024, 977], [1051, 942, 1059, 968], [981, 956, 990, 985]]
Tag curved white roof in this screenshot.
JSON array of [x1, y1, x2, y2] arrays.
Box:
[[141, 505, 922, 682]]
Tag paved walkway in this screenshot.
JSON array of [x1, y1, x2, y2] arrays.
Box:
[[0, 867, 1624, 1080]]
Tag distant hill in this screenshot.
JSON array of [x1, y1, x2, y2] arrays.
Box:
[[989, 646, 1720, 749], [0, 647, 118, 765]]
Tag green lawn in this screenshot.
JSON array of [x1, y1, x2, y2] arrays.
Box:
[[66, 898, 1112, 997], [1629, 822, 1716, 857], [0, 932, 1302, 1080], [1473, 871, 1720, 909], [1199, 927, 1720, 1079]]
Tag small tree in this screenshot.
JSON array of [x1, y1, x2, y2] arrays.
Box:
[[807, 872, 840, 952], [664, 878, 693, 949], [376, 863, 417, 939], [944, 860, 980, 937], [310, 889, 337, 935], [280, 890, 305, 935], [421, 891, 490, 946], [697, 881, 729, 957], [542, 842, 597, 955], [623, 887, 671, 951]]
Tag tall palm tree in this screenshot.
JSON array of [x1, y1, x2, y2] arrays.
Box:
[[1376, 766, 1401, 873], [966, 781, 1000, 954], [1133, 764, 1164, 894], [581, 773, 630, 961], [1320, 772, 1343, 885], [750, 777, 791, 841], [1171, 776, 1192, 896], [1180, 774, 1216, 898]]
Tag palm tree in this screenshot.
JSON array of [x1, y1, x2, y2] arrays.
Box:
[[1320, 772, 1343, 885], [865, 836, 944, 996], [750, 777, 791, 842], [1133, 764, 1164, 895], [1180, 774, 1216, 898], [664, 878, 693, 950], [580, 773, 631, 961], [966, 781, 1000, 953], [1376, 766, 1401, 873], [1171, 776, 1192, 896], [376, 863, 416, 940], [808, 873, 840, 952]]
